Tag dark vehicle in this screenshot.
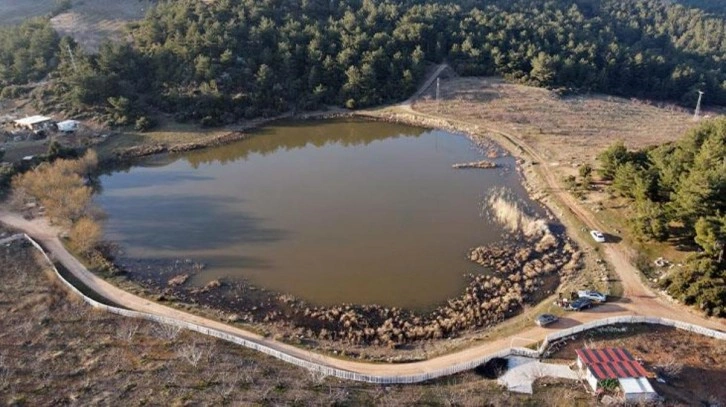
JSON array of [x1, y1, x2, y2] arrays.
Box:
[[567, 298, 593, 311], [535, 314, 559, 327]]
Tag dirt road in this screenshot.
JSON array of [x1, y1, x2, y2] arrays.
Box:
[[0, 66, 722, 379], [0, 209, 721, 380]]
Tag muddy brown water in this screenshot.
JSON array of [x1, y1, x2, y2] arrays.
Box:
[[96, 118, 544, 310]]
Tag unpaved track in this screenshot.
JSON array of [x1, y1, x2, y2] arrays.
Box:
[[0, 68, 722, 378], [0, 211, 632, 376], [395, 65, 724, 329]]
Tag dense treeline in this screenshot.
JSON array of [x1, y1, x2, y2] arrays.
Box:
[[0, 18, 59, 93], [2, 0, 726, 125], [598, 118, 725, 316]]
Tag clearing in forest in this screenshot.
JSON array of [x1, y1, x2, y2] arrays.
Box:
[[49, 0, 154, 52], [415, 77, 702, 170]]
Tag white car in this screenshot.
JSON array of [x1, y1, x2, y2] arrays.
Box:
[[590, 230, 606, 243], [578, 290, 607, 303]]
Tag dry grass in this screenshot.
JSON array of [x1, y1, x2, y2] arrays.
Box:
[[50, 0, 154, 52], [412, 76, 713, 294], [0, 234, 593, 406], [94, 119, 231, 158], [416, 77, 699, 170], [550, 324, 726, 405], [487, 188, 549, 239]]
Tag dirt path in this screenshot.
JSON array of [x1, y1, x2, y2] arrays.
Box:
[[0, 67, 722, 379], [2, 209, 722, 378], [379, 70, 724, 330]]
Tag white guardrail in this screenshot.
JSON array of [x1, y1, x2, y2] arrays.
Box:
[[19, 233, 726, 384]]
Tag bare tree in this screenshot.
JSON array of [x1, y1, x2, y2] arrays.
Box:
[[325, 385, 349, 406], [655, 355, 683, 379], [214, 369, 240, 401], [152, 322, 182, 341], [177, 342, 207, 367], [239, 363, 258, 385], [116, 319, 140, 343], [307, 368, 328, 386]]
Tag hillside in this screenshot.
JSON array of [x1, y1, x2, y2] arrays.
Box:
[[2, 0, 726, 128]]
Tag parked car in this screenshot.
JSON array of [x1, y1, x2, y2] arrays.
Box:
[[535, 314, 559, 327], [590, 230, 606, 243], [567, 297, 594, 311], [578, 290, 607, 303]]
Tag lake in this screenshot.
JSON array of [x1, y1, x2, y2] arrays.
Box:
[[96, 118, 542, 310]]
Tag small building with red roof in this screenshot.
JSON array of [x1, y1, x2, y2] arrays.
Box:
[[576, 347, 657, 402]]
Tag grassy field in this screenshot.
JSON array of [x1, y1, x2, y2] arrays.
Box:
[[416, 77, 699, 172], [0, 0, 152, 51], [94, 119, 232, 159]]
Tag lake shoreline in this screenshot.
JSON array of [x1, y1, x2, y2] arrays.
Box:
[[92, 113, 583, 361]]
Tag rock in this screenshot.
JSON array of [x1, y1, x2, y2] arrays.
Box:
[[167, 274, 189, 287], [203, 279, 222, 291], [600, 395, 618, 406], [452, 160, 498, 169]]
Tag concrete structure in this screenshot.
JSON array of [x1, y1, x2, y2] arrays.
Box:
[[13, 115, 53, 131], [498, 356, 579, 394], [619, 377, 657, 403], [57, 120, 79, 133], [576, 348, 657, 402]]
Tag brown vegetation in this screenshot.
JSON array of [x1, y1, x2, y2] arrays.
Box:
[[416, 77, 698, 170], [12, 150, 102, 254], [12, 150, 97, 223], [69, 216, 102, 254], [0, 235, 591, 406], [124, 191, 580, 356]]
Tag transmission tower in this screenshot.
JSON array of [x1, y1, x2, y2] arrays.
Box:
[[693, 90, 704, 121]]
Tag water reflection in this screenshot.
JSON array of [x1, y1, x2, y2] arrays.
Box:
[[96, 118, 540, 310]]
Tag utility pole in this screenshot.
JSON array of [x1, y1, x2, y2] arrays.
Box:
[[436, 77, 440, 112], [693, 90, 704, 121], [67, 44, 78, 73]]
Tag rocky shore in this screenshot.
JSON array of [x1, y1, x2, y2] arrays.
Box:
[[452, 160, 498, 169], [95, 107, 583, 356], [113, 190, 580, 353]]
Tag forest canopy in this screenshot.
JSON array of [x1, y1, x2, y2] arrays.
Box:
[[598, 118, 726, 317], [1, 0, 726, 125]]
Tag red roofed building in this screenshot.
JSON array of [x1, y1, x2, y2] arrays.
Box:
[[576, 348, 657, 402]]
